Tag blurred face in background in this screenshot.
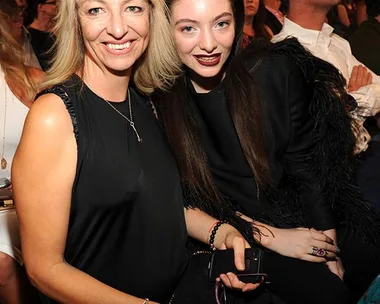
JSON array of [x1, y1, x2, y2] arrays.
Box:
[[39, 0, 58, 19], [244, 0, 259, 17], [9, 7, 24, 40]]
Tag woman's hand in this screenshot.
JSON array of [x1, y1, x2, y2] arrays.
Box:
[[213, 225, 261, 292], [261, 227, 339, 262]]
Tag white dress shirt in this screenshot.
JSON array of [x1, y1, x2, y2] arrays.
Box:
[[272, 18, 380, 152], [0, 68, 29, 180]]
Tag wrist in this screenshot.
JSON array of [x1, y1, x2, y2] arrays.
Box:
[[253, 221, 276, 249], [210, 221, 231, 250]]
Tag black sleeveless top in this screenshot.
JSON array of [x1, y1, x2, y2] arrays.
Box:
[[38, 75, 188, 303]]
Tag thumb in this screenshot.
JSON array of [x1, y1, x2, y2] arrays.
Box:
[[233, 240, 247, 271]]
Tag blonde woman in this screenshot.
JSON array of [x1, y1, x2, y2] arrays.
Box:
[[0, 0, 43, 303], [12, 0, 259, 302]]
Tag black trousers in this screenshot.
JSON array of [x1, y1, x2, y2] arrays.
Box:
[[356, 136, 380, 213], [261, 233, 379, 304]]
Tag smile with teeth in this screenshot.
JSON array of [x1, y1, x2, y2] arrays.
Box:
[[106, 41, 132, 50], [196, 55, 220, 61]]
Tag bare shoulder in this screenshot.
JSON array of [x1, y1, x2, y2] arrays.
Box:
[[24, 92, 75, 142]]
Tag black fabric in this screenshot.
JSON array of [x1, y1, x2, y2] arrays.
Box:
[[36, 75, 188, 303], [27, 27, 55, 71], [169, 251, 286, 304], [355, 140, 380, 213], [264, 9, 282, 35], [349, 18, 380, 75]]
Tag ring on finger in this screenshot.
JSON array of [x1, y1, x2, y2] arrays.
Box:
[[311, 246, 327, 257]]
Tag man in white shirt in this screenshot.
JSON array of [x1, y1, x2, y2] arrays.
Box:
[[271, 0, 380, 216]]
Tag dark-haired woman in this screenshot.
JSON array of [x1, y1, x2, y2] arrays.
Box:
[[242, 0, 272, 48], [156, 0, 380, 303]]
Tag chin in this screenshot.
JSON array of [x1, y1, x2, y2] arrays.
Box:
[[105, 58, 137, 73], [191, 64, 224, 79]]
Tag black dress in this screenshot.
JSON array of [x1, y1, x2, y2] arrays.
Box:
[[185, 41, 380, 303], [37, 75, 188, 303]]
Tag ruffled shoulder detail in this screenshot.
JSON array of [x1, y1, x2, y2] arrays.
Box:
[[36, 85, 79, 141]]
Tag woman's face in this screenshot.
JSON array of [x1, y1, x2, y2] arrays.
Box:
[[244, 0, 259, 17], [171, 0, 235, 79], [77, 0, 150, 73]]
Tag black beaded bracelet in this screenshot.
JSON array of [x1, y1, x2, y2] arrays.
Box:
[[209, 219, 229, 251]]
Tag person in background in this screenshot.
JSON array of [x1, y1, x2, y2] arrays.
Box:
[[12, 0, 258, 302], [26, 0, 57, 70], [242, 0, 272, 48], [8, 0, 41, 68], [263, 0, 283, 35], [349, 0, 380, 75], [355, 0, 367, 26], [273, 0, 380, 215], [0, 0, 44, 303]]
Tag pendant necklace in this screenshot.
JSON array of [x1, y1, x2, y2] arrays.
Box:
[[1, 85, 8, 170], [103, 89, 143, 143]]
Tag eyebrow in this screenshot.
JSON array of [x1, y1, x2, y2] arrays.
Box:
[[174, 12, 233, 26], [80, 0, 140, 6]]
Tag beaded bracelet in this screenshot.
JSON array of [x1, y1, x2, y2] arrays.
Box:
[[209, 219, 229, 251]]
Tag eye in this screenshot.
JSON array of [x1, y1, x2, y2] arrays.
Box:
[[126, 6, 142, 13], [216, 21, 229, 28], [181, 26, 195, 33], [87, 7, 102, 15]]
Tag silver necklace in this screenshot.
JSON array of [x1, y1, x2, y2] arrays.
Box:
[[103, 89, 143, 143], [1, 85, 8, 170]]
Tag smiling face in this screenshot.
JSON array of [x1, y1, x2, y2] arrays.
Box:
[[171, 0, 235, 80], [77, 0, 150, 74]]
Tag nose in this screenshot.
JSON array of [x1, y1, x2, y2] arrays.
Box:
[[198, 28, 217, 53], [106, 12, 128, 39]]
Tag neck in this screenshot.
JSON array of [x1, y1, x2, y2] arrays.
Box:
[[287, 3, 328, 31], [376, 15, 380, 23], [244, 16, 254, 25], [244, 21, 255, 36], [265, 0, 279, 10], [82, 57, 131, 102], [29, 15, 52, 32], [190, 69, 225, 94]]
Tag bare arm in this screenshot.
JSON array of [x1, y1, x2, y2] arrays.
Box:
[[337, 4, 351, 28], [356, 0, 367, 26], [237, 214, 339, 263], [12, 94, 157, 304]]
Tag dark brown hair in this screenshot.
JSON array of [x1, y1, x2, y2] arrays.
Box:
[[159, 0, 270, 205], [252, 0, 272, 41]]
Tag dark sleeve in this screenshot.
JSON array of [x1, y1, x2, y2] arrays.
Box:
[[251, 55, 335, 230]]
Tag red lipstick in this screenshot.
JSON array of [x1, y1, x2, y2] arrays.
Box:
[[194, 54, 221, 67]]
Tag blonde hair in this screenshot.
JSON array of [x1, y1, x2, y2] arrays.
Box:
[[42, 0, 181, 94], [0, 3, 39, 102]]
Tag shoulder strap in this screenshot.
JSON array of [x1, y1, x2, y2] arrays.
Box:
[[36, 85, 79, 142]]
